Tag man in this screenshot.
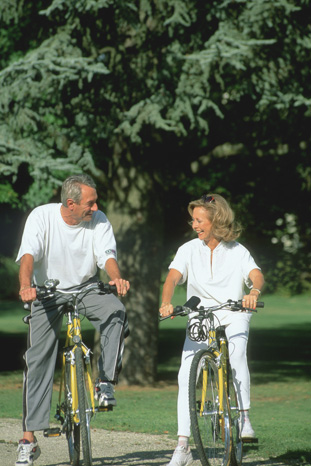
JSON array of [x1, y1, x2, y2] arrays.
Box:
[[16, 174, 130, 466]]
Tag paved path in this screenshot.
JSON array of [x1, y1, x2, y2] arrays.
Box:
[[0, 418, 286, 466]]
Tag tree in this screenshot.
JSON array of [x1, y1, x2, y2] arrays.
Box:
[[1, 0, 311, 382]]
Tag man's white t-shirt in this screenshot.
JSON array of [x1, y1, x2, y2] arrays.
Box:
[[16, 203, 117, 288], [169, 238, 260, 307]]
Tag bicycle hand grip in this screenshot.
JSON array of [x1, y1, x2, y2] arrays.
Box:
[[173, 305, 184, 316], [236, 299, 264, 311], [159, 305, 180, 321], [98, 281, 117, 294], [172, 296, 201, 316]]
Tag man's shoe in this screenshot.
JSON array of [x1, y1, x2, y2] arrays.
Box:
[[94, 381, 117, 407], [166, 446, 194, 466], [16, 437, 41, 466], [240, 416, 256, 440]]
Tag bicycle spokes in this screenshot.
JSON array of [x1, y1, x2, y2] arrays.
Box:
[[190, 350, 231, 466]]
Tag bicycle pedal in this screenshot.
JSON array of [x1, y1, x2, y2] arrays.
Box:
[[44, 428, 62, 437], [97, 405, 113, 412], [242, 437, 258, 443]]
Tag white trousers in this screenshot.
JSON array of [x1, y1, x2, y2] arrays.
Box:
[[177, 310, 252, 437]]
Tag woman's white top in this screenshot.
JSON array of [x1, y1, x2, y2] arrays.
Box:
[[169, 238, 260, 307]]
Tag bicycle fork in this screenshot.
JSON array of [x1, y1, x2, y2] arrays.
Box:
[[205, 330, 228, 441], [199, 348, 226, 440], [218, 338, 229, 442]]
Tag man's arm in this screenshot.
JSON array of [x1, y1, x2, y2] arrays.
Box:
[[19, 254, 37, 303], [105, 258, 130, 297]]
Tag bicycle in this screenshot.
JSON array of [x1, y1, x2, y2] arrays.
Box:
[[160, 296, 264, 466], [23, 278, 117, 466]]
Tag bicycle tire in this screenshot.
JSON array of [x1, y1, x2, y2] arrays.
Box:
[[64, 358, 80, 466], [75, 346, 93, 466], [227, 363, 243, 466], [189, 349, 231, 466]]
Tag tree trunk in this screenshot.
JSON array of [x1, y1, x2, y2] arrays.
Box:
[[94, 148, 164, 385]]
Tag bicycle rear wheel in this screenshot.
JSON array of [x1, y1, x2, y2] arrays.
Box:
[[64, 358, 80, 466], [75, 345, 93, 466], [227, 364, 243, 466], [189, 350, 231, 466]]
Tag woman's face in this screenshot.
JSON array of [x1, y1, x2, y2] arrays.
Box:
[[191, 207, 214, 243]]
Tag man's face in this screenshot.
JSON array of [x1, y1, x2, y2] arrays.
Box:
[[70, 185, 98, 223]]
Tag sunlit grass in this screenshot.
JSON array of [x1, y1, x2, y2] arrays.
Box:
[[1, 292, 311, 464]]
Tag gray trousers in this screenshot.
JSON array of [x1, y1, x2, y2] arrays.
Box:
[[23, 283, 128, 432]]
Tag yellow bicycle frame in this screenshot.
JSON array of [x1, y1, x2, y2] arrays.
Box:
[[59, 313, 96, 424], [199, 327, 228, 441]]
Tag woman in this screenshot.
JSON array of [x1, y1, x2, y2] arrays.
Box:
[[159, 194, 264, 466]]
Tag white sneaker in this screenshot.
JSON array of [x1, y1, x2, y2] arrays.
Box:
[[240, 416, 256, 440], [166, 446, 194, 466], [94, 381, 117, 407], [16, 437, 41, 466]]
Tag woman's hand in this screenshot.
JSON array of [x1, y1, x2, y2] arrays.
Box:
[[159, 302, 174, 318], [242, 290, 260, 310], [243, 268, 264, 310]]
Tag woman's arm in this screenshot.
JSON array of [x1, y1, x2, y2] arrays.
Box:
[[242, 268, 265, 310], [159, 268, 183, 317]]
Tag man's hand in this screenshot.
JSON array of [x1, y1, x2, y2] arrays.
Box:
[[19, 286, 37, 303], [109, 278, 130, 297]]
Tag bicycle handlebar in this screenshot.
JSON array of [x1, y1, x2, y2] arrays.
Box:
[[25, 280, 117, 307], [23, 280, 117, 323], [159, 296, 264, 321]]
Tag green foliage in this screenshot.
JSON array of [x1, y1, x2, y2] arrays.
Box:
[[0, 1, 52, 68], [0, 0, 23, 24], [0, 256, 19, 299], [0, 0, 311, 295], [0, 181, 20, 207], [261, 251, 308, 296]]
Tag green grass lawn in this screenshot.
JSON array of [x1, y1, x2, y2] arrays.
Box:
[[1, 292, 311, 465]]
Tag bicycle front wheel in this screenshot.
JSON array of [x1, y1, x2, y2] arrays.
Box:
[[189, 350, 231, 466], [227, 364, 243, 466], [75, 346, 93, 466], [64, 358, 80, 466]]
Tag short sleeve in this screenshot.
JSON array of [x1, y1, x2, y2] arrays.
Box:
[[169, 244, 189, 285], [93, 213, 118, 270], [16, 207, 45, 264], [241, 247, 260, 288]]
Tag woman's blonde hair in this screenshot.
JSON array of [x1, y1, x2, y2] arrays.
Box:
[[188, 194, 242, 242]]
